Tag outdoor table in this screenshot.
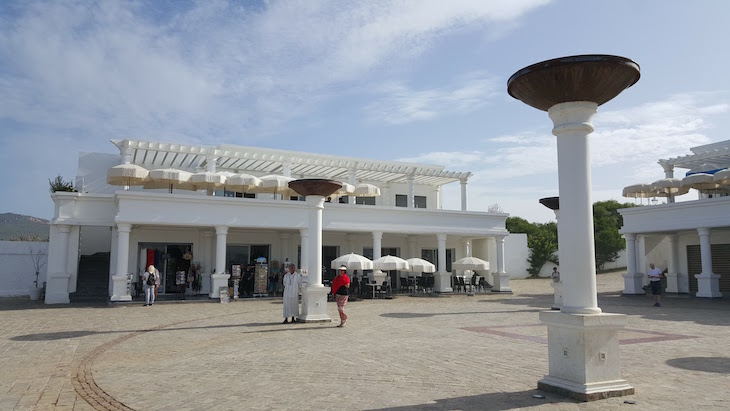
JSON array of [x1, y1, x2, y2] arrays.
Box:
[[365, 283, 378, 299]]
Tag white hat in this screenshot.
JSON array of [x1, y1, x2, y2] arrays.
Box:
[[338, 265, 347, 271]]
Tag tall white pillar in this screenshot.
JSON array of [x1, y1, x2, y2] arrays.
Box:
[[460, 178, 468, 211], [201, 230, 214, 296], [664, 234, 684, 293], [550, 102, 600, 314], [407, 236, 418, 259], [661, 164, 675, 202], [372, 231, 383, 283], [300, 229, 309, 274], [348, 167, 357, 206], [45, 224, 72, 304], [407, 174, 415, 208], [299, 196, 332, 322], [695, 228, 722, 298], [491, 235, 511, 293], [210, 226, 230, 298], [110, 223, 132, 301], [621, 233, 643, 294], [434, 233, 452, 293], [637, 235, 647, 286]]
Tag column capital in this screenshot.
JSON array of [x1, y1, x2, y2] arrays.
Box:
[[460, 177, 468, 185], [116, 223, 132, 233], [215, 226, 228, 235], [697, 227, 712, 236], [54, 224, 71, 234], [495, 234, 506, 242], [437, 233, 447, 242], [623, 233, 636, 241], [548, 101, 597, 135], [372, 231, 383, 240], [300, 228, 309, 237]]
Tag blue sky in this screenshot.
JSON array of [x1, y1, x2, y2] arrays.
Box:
[[1, 0, 729, 222]]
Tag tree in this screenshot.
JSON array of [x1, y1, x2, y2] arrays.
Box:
[[49, 174, 77, 193], [28, 247, 47, 288], [506, 217, 558, 277], [593, 200, 636, 270]]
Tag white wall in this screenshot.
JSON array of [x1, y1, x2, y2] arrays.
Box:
[[505, 233, 529, 279], [0, 241, 49, 296]]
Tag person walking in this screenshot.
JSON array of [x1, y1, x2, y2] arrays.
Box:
[[142, 265, 158, 306], [331, 265, 351, 327], [647, 263, 665, 307], [282, 264, 301, 323]]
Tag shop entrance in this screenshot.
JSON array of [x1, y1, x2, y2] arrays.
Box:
[[138, 243, 193, 294]]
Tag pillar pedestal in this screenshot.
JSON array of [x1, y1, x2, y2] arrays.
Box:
[[45, 272, 71, 304], [209, 273, 231, 298], [695, 274, 723, 298], [491, 272, 512, 293], [299, 286, 332, 322], [110, 275, 132, 301], [434, 272, 453, 293], [551, 281, 563, 310], [621, 273, 644, 295], [538, 311, 634, 401]]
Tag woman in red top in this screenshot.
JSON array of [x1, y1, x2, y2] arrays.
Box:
[[331, 265, 351, 327]]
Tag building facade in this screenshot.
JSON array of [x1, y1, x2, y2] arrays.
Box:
[[45, 139, 527, 304]]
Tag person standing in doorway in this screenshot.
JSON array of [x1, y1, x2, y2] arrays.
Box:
[[331, 265, 351, 327], [143, 265, 158, 306], [551, 267, 560, 282], [648, 263, 665, 307], [282, 264, 301, 323]]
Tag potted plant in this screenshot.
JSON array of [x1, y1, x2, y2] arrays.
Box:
[[28, 247, 47, 301]]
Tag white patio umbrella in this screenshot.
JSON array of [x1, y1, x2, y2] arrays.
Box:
[[681, 173, 718, 193], [225, 173, 262, 193], [452, 256, 490, 271], [333, 182, 356, 196], [251, 175, 296, 199], [354, 183, 381, 197], [330, 253, 373, 271], [622, 183, 655, 199], [107, 164, 149, 189], [403, 258, 436, 273], [372, 255, 409, 271], [191, 171, 227, 195], [650, 178, 689, 198], [713, 169, 730, 187], [145, 169, 197, 193]]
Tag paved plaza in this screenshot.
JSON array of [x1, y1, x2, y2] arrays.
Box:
[[1, 271, 728, 410]]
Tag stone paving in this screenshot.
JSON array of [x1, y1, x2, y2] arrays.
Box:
[[1, 271, 729, 410]]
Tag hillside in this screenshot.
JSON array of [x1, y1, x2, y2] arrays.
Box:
[[0, 213, 50, 241]]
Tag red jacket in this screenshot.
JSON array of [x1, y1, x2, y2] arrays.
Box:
[[331, 274, 350, 295]]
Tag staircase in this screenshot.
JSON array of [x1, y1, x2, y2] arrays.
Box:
[[70, 252, 110, 303]]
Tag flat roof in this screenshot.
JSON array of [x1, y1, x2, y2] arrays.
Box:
[[112, 139, 471, 186]]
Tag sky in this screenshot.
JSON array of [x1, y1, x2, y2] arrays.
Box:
[[1, 0, 729, 223]]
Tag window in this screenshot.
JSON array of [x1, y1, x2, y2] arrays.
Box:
[[356, 196, 376, 205], [223, 190, 255, 198], [395, 194, 427, 208], [421, 248, 455, 272]]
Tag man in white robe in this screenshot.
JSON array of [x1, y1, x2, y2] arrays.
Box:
[[282, 264, 301, 323]]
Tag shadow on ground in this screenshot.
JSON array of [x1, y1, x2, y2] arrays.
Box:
[[666, 357, 730, 374], [370, 389, 580, 411]]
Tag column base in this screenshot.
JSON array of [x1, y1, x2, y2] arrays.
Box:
[[491, 271, 512, 293], [45, 272, 71, 304], [695, 273, 723, 298], [539, 311, 633, 402], [664, 272, 679, 294], [551, 281, 563, 310], [110, 275, 132, 301], [621, 273, 644, 295], [209, 273, 231, 298], [434, 272, 453, 293], [299, 286, 332, 323]]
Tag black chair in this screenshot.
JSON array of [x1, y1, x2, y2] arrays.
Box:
[[425, 276, 434, 293]]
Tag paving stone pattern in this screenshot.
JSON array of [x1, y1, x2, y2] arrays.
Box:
[[1, 272, 729, 410]]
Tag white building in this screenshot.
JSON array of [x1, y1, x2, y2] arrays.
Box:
[[620, 140, 730, 297], [44, 139, 528, 304]]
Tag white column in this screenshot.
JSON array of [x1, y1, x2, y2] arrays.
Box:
[[201, 231, 214, 296], [661, 164, 675, 202], [434, 233, 452, 293], [299, 196, 332, 322], [348, 166, 357, 206], [696, 228, 722, 298], [436, 187, 442, 210], [372, 231, 383, 283], [460, 178, 468, 211], [279, 233, 290, 262], [210, 226, 230, 298], [110, 223, 132, 301], [407, 174, 415, 208], [664, 234, 683, 293], [491, 235, 511, 293], [637, 235, 647, 286], [45, 224, 72, 304], [282, 161, 292, 177], [299, 229, 309, 275], [549, 102, 600, 314], [621, 233, 643, 294], [407, 236, 418, 259]]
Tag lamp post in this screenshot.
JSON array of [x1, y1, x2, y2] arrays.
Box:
[[288, 179, 342, 322], [539, 196, 562, 310], [509, 55, 639, 401]]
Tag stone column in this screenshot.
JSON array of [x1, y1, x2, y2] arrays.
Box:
[[460, 178, 468, 211], [621, 233, 643, 294], [407, 174, 415, 208], [299, 196, 332, 322], [491, 235, 511, 293], [372, 231, 383, 284], [210, 226, 230, 298], [201, 230, 214, 296], [45, 224, 72, 304], [299, 229, 309, 275], [110, 223, 132, 301], [664, 234, 683, 293], [348, 167, 357, 206], [434, 233, 452, 293], [695, 228, 722, 298], [662, 164, 675, 202], [407, 236, 418, 259]]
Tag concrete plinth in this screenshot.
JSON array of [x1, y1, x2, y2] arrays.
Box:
[[491, 272, 512, 293], [538, 311, 634, 401], [621, 273, 644, 295], [695, 273, 723, 298], [45, 272, 70, 304], [209, 273, 230, 298], [433, 272, 453, 293], [551, 281, 563, 310], [299, 286, 332, 323], [110, 275, 132, 302]]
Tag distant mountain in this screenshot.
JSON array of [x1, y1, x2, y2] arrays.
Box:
[[0, 213, 50, 241]]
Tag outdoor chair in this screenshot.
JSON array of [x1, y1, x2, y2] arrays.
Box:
[[452, 276, 461, 292], [399, 277, 410, 293], [425, 276, 434, 293]]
